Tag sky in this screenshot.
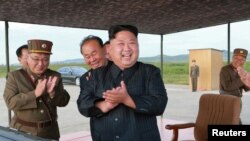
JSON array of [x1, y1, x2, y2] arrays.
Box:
[[0, 20, 250, 65]]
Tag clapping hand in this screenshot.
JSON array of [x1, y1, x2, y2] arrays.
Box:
[[237, 67, 250, 87], [103, 81, 129, 104], [46, 76, 58, 98], [46, 76, 58, 93], [35, 78, 47, 97], [34, 76, 58, 98], [237, 67, 246, 77], [103, 81, 135, 109]]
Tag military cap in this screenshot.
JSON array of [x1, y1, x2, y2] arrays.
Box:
[[233, 48, 248, 59], [28, 39, 53, 54]]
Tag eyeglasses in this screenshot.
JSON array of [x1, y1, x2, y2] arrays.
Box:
[[233, 56, 246, 62], [29, 55, 50, 64]]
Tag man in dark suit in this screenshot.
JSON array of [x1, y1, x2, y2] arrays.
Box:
[[3, 39, 70, 140], [77, 25, 168, 141], [190, 59, 199, 92], [77, 35, 109, 113]]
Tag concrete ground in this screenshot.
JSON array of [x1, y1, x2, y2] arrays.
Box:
[[1, 78, 250, 137]]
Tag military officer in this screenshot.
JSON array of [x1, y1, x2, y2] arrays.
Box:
[[219, 48, 249, 124], [3, 39, 70, 140], [190, 59, 199, 92], [220, 48, 249, 97]]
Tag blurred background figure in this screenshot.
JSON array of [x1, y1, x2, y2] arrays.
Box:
[[220, 48, 249, 97], [103, 40, 111, 60], [16, 44, 29, 69], [219, 48, 249, 124], [190, 59, 199, 92]]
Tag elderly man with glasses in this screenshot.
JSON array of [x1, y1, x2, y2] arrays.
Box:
[[3, 39, 70, 140]]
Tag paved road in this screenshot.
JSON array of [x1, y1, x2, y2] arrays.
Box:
[[1, 78, 250, 136]]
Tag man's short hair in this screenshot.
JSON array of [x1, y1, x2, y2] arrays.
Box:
[[16, 44, 28, 57], [108, 25, 138, 40], [80, 35, 103, 54], [103, 40, 110, 46]]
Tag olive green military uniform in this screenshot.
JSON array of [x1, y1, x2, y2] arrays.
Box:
[[3, 39, 70, 140], [3, 69, 70, 140], [220, 48, 249, 97], [219, 48, 249, 124], [190, 65, 199, 92], [219, 64, 249, 97]]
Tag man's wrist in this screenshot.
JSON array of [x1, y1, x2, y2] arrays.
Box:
[[96, 101, 109, 113], [49, 91, 55, 99]]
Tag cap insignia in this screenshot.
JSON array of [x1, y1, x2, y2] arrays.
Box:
[[42, 44, 47, 48]]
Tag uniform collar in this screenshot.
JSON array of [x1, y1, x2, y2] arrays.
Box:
[[110, 62, 139, 80], [26, 68, 47, 82]]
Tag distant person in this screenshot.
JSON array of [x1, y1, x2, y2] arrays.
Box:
[[16, 44, 29, 69], [219, 48, 249, 124], [3, 39, 70, 140], [190, 59, 199, 92], [220, 48, 249, 96], [103, 40, 111, 60], [77, 25, 168, 141]]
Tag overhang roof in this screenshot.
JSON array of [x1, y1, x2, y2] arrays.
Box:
[[0, 0, 250, 35]]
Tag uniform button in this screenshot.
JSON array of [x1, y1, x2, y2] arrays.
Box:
[[115, 118, 118, 121], [39, 99, 42, 103], [40, 110, 44, 114], [115, 135, 119, 139]]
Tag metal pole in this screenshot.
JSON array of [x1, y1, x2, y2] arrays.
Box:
[[5, 21, 11, 126], [160, 34, 163, 77], [227, 22, 231, 64], [160, 34, 163, 119]]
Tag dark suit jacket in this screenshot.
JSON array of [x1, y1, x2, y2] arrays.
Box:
[[3, 69, 70, 140], [219, 64, 250, 97], [77, 61, 168, 141]]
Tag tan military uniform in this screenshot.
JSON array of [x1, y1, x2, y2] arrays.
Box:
[[3, 69, 70, 140]]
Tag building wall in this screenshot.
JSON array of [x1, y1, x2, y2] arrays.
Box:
[[189, 48, 223, 91]]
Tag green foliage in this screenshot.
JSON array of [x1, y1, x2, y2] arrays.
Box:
[[1, 61, 250, 85], [0, 65, 17, 78], [244, 61, 250, 71], [148, 62, 189, 84]]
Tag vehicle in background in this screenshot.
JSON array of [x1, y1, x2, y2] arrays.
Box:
[[0, 126, 52, 141], [57, 66, 87, 85]]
